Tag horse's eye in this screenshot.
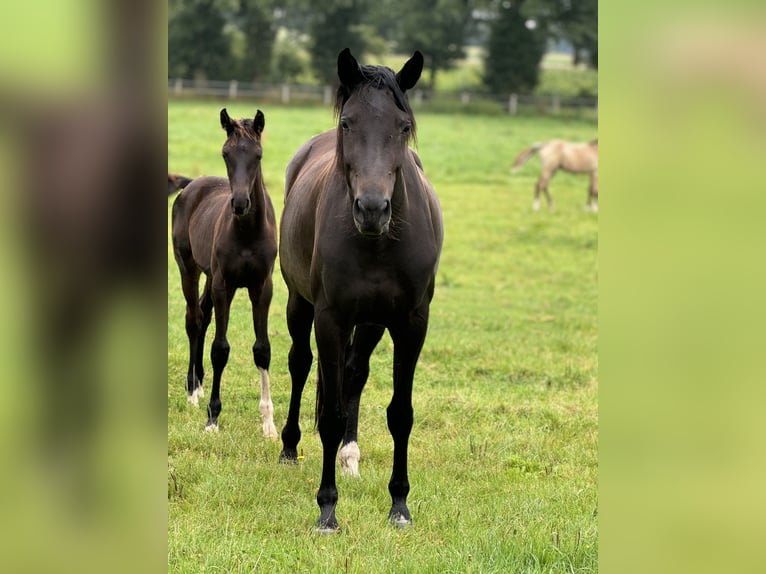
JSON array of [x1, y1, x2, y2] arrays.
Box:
[[341, 119, 350, 131], [402, 123, 411, 134]]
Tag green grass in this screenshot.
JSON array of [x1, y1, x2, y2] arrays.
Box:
[[168, 101, 598, 572]]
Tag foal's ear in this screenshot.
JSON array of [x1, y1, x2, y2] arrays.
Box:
[[253, 109, 265, 135], [220, 108, 234, 134], [396, 51, 423, 92], [337, 48, 364, 88]]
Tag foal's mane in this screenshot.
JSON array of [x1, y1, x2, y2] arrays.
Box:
[[228, 118, 259, 142], [334, 64, 418, 145]]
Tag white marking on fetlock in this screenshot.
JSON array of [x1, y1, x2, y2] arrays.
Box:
[[187, 392, 199, 407], [257, 368, 278, 439], [339, 441, 361, 477], [204, 422, 219, 432], [592, 203, 599, 213], [532, 198, 541, 211], [195, 385, 204, 399]]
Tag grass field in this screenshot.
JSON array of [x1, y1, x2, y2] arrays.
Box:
[[168, 100, 598, 572]]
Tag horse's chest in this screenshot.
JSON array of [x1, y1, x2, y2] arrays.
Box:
[[216, 245, 273, 286], [321, 255, 432, 316]]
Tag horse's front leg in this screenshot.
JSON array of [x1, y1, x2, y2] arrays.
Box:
[[313, 307, 351, 533], [340, 324, 385, 477], [387, 306, 429, 528], [249, 280, 277, 439], [279, 293, 314, 462], [206, 276, 235, 431]]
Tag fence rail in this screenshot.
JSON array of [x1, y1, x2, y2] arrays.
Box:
[[168, 79, 597, 118]]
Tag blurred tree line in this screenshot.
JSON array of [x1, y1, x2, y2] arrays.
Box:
[[168, 0, 596, 96]]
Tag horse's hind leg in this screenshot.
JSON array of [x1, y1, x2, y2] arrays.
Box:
[[588, 172, 599, 212], [205, 279, 235, 431], [178, 262, 203, 405], [533, 179, 543, 211], [339, 324, 386, 477], [192, 277, 213, 402], [249, 280, 277, 439], [279, 292, 314, 462]]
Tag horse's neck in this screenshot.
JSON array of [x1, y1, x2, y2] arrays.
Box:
[[235, 172, 269, 230]]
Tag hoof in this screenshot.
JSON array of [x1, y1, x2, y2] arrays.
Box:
[[262, 421, 279, 440], [314, 524, 341, 535], [204, 422, 219, 432], [279, 450, 298, 464], [389, 513, 412, 529]]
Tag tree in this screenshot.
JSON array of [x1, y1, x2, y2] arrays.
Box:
[[235, 0, 278, 82], [168, 0, 230, 81], [307, 1, 370, 85], [396, 0, 474, 91], [555, 0, 597, 68], [483, 0, 546, 96]]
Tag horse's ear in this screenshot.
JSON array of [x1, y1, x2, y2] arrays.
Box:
[[254, 109, 265, 135], [396, 51, 423, 92], [338, 48, 363, 88], [220, 108, 234, 134]]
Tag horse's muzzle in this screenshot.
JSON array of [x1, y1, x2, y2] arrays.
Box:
[[231, 195, 251, 216], [353, 197, 391, 236]]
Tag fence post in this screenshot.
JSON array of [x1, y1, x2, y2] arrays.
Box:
[[461, 92, 470, 105], [281, 84, 290, 104], [229, 80, 238, 100], [552, 94, 560, 115], [174, 78, 183, 96], [323, 86, 332, 106], [508, 93, 518, 115], [414, 89, 423, 106]]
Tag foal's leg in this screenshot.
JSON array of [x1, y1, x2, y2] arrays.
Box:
[[192, 277, 213, 402], [540, 168, 555, 211], [279, 293, 314, 461], [387, 307, 429, 528], [533, 178, 543, 211], [249, 280, 277, 439], [205, 279, 236, 431], [339, 325, 386, 477], [178, 263, 203, 405], [589, 171, 599, 212]]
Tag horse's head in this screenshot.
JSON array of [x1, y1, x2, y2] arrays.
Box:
[[220, 108, 264, 216], [335, 48, 423, 237]]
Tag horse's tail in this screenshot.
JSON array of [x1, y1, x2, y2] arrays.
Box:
[[314, 375, 323, 429], [511, 143, 543, 173], [168, 173, 193, 196]]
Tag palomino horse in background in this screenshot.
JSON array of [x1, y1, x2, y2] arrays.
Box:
[[171, 109, 278, 436], [278, 49, 443, 532], [512, 138, 598, 212], [168, 173, 193, 196]]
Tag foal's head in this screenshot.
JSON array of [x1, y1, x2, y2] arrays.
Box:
[[335, 49, 423, 237], [220, 108, 265, 216]]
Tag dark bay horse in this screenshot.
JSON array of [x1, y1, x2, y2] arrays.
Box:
[[171, 109, 278, 436], [512, 138, 598, 212], [278, 48, 443, 533]]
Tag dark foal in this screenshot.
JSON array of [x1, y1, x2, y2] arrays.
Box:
[[171, 109, 278, 435], [278, 49, 443, 532]]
